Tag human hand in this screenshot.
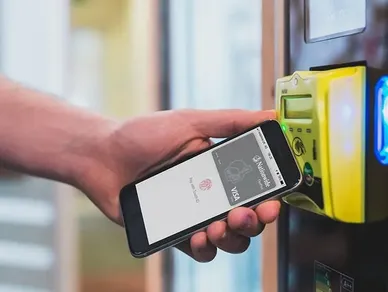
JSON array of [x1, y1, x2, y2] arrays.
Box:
[[77, 109, 281, 262]]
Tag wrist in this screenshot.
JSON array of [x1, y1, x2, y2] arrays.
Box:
[[65, 116, 118, 191], [0, 75, 121, 195]]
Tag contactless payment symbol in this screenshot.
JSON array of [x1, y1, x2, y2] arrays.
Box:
[[303, 162, 314, 186], [199, 178, 212, 191], [292, 137, 306, 156]]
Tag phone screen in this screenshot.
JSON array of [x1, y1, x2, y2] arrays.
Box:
[[135, 126, 286, 245]]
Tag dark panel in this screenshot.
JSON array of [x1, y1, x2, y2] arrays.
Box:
[[280, 1, 388, 291]]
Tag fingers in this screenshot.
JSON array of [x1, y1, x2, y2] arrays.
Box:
[[205, 201, 280, 254], [176, 201, 281, 262], [176, 231, 217, 263], [254, 200, 281, 223], [227, 207, 265, 237], [183, 109, 276, 138], [207, 221, 250, 254], [190, 232, 218, 262]]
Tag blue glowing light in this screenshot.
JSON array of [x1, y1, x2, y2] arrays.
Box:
[[383, 97, 388, 124], [375, 76, 388, 165]]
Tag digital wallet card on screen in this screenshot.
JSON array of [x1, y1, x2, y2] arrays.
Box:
[[119, 120, 302, 258]]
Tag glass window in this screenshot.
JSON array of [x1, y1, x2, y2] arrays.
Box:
[[167, 0, 263, 291], [0, 1, 73, 292], [68, 29, 104, 112]]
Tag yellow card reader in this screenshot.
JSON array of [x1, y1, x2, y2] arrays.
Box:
[[276, 65, 388, 223]]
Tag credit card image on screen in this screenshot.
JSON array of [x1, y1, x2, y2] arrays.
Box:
[[120, 120, 302, 258]]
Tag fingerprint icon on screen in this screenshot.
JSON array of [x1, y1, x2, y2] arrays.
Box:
[[199, 179, 212, 191]]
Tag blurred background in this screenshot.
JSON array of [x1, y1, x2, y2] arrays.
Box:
[[0, 0, 276, 291]]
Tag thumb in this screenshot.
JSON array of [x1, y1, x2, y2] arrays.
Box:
[[184, 109, 276, 138]]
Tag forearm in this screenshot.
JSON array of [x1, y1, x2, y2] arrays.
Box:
[[0, 76, 115, 186]]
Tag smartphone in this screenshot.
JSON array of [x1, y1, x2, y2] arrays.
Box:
[[119, 119, 302, 258]]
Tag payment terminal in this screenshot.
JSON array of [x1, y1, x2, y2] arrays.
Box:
[[276, 65, 388, 223]]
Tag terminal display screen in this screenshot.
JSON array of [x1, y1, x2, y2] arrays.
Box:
[[305, 0, 366, 42], [283, 96, 313, 119]]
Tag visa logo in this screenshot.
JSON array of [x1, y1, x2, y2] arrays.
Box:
[[231, 186, 240, 202]]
